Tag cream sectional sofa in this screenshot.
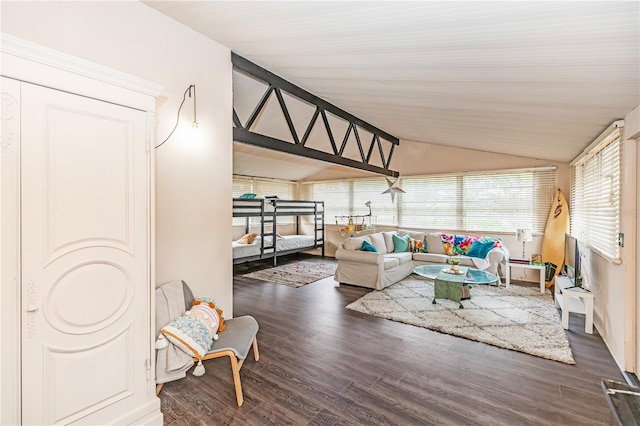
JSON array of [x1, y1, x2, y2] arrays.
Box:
[[334, 230, 508, 290]]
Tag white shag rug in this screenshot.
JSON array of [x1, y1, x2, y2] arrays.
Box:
[[346, 275, 575, 364]]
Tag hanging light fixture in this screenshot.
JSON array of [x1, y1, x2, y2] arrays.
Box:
[[381, 176, 405, 202], [155, 84, 198, 148]]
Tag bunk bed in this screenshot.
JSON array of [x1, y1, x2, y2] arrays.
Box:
[[232, 198, 325, 266]]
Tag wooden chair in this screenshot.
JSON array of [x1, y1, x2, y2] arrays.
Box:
[[155, 281, 259, 406]]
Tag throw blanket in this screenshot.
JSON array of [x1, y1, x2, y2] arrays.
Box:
[[440, 233, 507, 270], [155, 280, 194, 384]]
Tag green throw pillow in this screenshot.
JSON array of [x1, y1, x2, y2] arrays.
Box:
[[392, 234, 410, 252], [360, 240, 378, 252], [466, 240, 495, 258]]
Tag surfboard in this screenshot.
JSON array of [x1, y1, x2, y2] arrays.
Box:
[[541, 188, 570, 287]]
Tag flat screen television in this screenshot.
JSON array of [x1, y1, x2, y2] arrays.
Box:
[[564, 233, 582, 288]]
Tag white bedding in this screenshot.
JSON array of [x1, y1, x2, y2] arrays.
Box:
[[232, 235, 317, 259]]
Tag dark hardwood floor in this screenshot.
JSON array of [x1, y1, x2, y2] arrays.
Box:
[[160, 255, 622, 425]]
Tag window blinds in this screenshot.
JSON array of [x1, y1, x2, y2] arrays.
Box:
[[302, 180, 351, 224], [304, 167, 556, 233], [462, 169, 556, 233], [302, 178, 396, 224], [570, 127, 622, 261], [399, 169, 555, 233], [398, 175, 460, 229]]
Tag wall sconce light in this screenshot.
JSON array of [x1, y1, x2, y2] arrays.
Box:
[[155, 84, 198, 148], [515, 228, 533, 259]]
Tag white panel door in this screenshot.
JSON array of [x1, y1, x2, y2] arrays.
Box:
[[21, 83, 150, 425]]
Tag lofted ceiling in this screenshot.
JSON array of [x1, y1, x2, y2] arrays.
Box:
[[145, 1, 639, 179]]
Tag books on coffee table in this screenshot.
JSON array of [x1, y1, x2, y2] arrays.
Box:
[[509, 258, 531, 264]]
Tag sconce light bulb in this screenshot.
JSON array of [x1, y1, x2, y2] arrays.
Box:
[[192, 121, 199, 130]]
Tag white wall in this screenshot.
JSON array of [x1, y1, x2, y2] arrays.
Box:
[[581, 107, 639, 371], [1, 2, 234, 315]]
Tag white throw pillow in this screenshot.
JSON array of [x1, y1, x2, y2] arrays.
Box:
[[369, 233, 388, 254], [383, 231, 398, 253], [425, 233, 446, 254]]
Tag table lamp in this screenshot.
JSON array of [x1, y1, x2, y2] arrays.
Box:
[[515, 228, 533, 259]]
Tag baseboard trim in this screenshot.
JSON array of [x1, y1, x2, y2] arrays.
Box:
[[622, 370, 640, 387]]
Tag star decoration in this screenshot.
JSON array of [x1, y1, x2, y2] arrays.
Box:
[[381, 176, 405, 202]]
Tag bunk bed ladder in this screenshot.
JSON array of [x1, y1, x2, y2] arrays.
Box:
[[315, 201, 325, 257], [262, 199, 277, 266]]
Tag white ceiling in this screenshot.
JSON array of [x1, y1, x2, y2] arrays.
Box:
[[146, 1, 639, 175]]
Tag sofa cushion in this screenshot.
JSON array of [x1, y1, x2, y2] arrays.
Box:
[[398, 229, 427, 241], [383, 256, 400, 269], [369, 233, 388, 254], [344, 236, 371, 251], [425, 233, 446, 254], [392, 234, 410, 252], [361, 241, 378, 252], [456, 256, 476, 267], [382, 231, 398, 253], [413, 252, 448, 263], [385, 252, 412, 265]]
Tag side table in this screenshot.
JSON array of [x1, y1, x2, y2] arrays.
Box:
[[505, 261, 546, 293], [554, 275, 595, 334]]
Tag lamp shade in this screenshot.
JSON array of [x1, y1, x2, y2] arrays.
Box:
[[515, 228, 533, 242]]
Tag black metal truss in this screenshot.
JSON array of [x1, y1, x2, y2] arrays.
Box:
[[232, 53, 400, 177]]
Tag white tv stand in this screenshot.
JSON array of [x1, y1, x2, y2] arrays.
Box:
[[554, 275, 594, 334]]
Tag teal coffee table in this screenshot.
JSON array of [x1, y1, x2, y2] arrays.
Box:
[[413, 264, 499, 308]]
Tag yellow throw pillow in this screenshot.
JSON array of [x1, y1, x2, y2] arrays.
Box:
[[236, 233, 257, 244]]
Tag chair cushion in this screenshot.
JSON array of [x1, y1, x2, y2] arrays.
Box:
[[208, 316, 259, 360]]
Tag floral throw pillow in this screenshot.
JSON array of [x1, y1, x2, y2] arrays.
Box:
[[409, 238, 427, 253]]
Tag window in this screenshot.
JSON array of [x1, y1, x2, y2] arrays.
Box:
[[461, 170, 555, 233], [570, 124, 622, 261], [399, 175, 459, 229], [233, 175, 296, 226], [302, 180, 350, 222], [304, 167, 556, 233], [303, 178, 396, 226]]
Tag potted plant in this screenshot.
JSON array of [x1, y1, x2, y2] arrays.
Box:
[[448, 258, 460, 272]]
